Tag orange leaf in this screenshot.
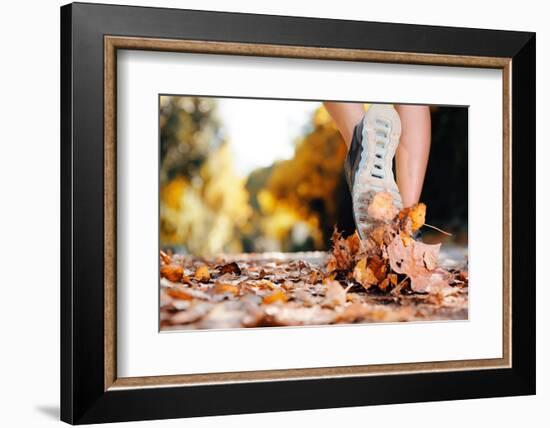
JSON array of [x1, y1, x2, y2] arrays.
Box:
[[353, 258, 378, 289], [160, 250, 172, 265], [160, 265, 183, 282], [214, 282, 239, 295], [379, 277, 390, 291], [367, 256, 387, 281], [167, 287, 193, 300], [262, 290, 288, 304], [408, 203, 426, 231], [194, 265, 211, 282]]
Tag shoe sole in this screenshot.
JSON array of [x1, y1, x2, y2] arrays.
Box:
[[353, 104, 402, 238]]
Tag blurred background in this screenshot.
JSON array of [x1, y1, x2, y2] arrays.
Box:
[[160, 96, 468, 256]]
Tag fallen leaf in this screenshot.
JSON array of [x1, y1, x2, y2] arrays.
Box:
[[257, 279, 277, 290], [411, 268, 452, 293], [217, 262, 242, 276], [194, 265, 211, 282], [353, 258, 378, 289], [160, 264, 183, 282], [368, 256, 388, 281], [326, 229, 361, 273], [368, 225, 386, 246], [214, 282, 240, 296], [387, 235, 451, 292], [263, 290, 288, 304], [160, 250, 172, 265], [423, 247, 439, 271], [167, 287, 212, 301], [379, 277, 390, 291], [407, 203, 426, 231], [167, 287, 193, 300]]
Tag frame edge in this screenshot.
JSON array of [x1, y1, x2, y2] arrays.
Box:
[[60, 2, 74, 425]]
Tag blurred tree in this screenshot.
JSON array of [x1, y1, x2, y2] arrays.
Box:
[[160, 96, 223, 184], [255, 107, 348, 249], [160, 96, 251, 255]]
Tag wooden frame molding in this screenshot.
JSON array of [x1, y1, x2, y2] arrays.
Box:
[[104, 35, 513, 391]]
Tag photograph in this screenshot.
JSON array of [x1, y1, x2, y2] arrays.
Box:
[[159, 96, 469, 330], [55, 2, 536, 424]]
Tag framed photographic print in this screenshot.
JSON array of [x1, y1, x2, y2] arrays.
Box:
[[60, 2, 536, 424]]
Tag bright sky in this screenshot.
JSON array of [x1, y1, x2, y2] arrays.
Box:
[[216, 98, 320, 176]]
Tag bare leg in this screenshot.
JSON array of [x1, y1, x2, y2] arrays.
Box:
[[394, 105, 431, 207], [323, 102, 364, 148], [325, 102, 431, 207]]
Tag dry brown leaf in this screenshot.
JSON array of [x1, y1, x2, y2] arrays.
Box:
[[387, 235, 451, 293], [326, 229, 361, 273], [379, 277, 390, 291], [307, 270, 323, 284], [423, 247, 439, 271], [160, 250, 172, 265], [367, 192, 399, 223], [257, 279, 277, 290], [457, 270, 469, 283], [368, 225, 386, 246], [217, 262, 242, 276], [411, 268, 452, 293], [353, 258, 378, 289], [194, 265, 211, 282], [368, 256, 388, 281], [160, 264, 183, 282]]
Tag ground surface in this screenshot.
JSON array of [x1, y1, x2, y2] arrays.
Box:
[[160, 246, 468, 330]]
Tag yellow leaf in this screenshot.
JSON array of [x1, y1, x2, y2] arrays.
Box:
[[353, 258, 378, 289], [408, 203, 426, 231], [263, 290, 288, 304], [194, 265, 211, 282]]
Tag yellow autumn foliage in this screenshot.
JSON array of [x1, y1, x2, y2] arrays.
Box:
[[160, 99, 350, 255], [264, 107, 347, 244], [160, 143, 251, 256]]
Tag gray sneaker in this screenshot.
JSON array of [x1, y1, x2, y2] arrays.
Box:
[[344, 104, 403, 239]]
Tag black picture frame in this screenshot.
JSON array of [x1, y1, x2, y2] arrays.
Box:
[[61, 2, 535, 424]]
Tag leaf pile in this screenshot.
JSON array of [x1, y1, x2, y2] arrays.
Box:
[[326, 192, 465, 295]]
